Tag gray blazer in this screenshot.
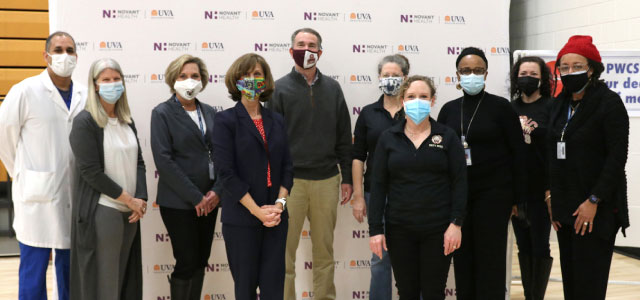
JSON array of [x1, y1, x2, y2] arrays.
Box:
[[69, 110, 147, 300], [151, 97, 222, 209]]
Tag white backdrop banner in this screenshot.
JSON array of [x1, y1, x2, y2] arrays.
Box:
[[51, 1, 511, 299]]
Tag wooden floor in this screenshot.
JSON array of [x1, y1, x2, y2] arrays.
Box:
[[0, 242, 638, 299]]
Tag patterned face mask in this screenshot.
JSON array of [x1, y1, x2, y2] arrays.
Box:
[[379, 77, 403, 96], [236, 77, 266, 101]]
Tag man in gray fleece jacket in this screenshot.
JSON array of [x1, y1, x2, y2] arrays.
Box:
[[268, 27, 352, 300]]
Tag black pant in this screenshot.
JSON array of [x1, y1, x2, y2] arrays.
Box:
[[556, 223, 616, 300], [223, 219, 288, 300], [385, 224, 451, 300], [512, 198, 551, 258], [454, 186, 512, 300], [160, 206, 218, 279]]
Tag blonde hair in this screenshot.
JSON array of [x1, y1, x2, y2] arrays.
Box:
[[85, 58, 132, 128], [164, 54, 209, 93], [398, 75, 437, 100]]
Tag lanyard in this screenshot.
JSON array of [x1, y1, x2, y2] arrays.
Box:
[[174, 96, 205, 137], [560, 102, 579, 142], [460, 91, 485, 148]]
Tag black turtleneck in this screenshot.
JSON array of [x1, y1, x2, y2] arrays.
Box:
[[437, 91, 526, 203]]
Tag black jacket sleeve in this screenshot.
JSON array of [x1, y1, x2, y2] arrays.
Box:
[[129, 120, 148, 200], [335, 88, 353, 184], [150, 108, 203, 206], [352, 110, 368, 163], [368, 132, 390, 236], [212, 112, 250, 203], [69, 112, 123, 199], [591, 92, 629, 201], [446, 130, 467, 225], [500, 101, 528, 204]]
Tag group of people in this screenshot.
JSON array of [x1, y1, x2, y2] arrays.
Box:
[[0, 27, 629, 300]]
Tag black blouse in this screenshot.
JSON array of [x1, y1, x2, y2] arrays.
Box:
[[352, 95, 404, 192], [368, 118, 467, 236]]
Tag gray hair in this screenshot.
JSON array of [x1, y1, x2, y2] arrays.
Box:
[[45, 31, 76, 52], [290, 28, 323, 49], [85, 58, 132, 128], [377, 54, 410, 76]]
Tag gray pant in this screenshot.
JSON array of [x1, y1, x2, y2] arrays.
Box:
[[95, 205, 138, 300]]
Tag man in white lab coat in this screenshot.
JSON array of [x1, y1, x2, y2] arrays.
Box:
[[0, 31, 87, 300]]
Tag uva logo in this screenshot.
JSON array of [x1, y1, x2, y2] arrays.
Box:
[[304, 261, 313, 270], [99, 41, 123, 50], [352, 230, 369, 239], [151, 10, 173, 17], [445, 76, 459, 85], [204, 294, 227, 300], [301, 230, 311, 238], [201, 42, 224, 51], [352, 291, 370, 299], [490, 47, 510, 55], [445, 15, 466, 24], [301, 291, 314, 299], [152, 201, 159, 209], [398, 45, 419, 53], [349, 260, 371, 268], [150, 74, 165, 82], [349, 12, 372, 21], [153, 264, 175, 272], [252, 11, 275, 19], [155, 233, 170, 242], [350, 75, 373, 84]]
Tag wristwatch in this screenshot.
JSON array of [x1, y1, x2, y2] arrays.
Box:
[[588, 195, 600, 205], [276, 198, 287, 210]]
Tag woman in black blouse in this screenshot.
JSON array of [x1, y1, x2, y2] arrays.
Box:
[[547, 35, 629, 300], [510, 56, 554, 300], [352, 54, 408, 300], [369, 75, 466, 300], [437, 47, 526, 299]]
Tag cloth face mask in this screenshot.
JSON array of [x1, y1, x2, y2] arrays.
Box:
[[292, 49, 319, 69], [379, 77, 403, 96], [174, 79, 203, 101], [516, 76, 541, 97], [236, 77, 266, 101]]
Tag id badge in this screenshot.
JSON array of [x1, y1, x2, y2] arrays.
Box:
[[557, 142, 566, 159], [209, 161, 216, 180], [465, 148, 472, 166]]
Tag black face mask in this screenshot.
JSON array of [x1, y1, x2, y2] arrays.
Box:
[[516, 76, 540, 96], [560, 70, 589, 94]]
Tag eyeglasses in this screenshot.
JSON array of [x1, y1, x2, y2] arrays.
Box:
[[457, 68, 486, 75], [558, 64, 588, 75]]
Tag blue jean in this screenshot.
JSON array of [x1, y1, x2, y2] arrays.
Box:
[[365, 192, 393, 300], [18, 242, 70, 300]]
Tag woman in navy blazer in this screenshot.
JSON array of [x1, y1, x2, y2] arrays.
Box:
[[212, 53, 293, 300], [150, 54, 223, 300]]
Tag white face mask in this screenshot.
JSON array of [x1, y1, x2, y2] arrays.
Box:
[[174, 79, 203, 101], [47, 53, 77, 77]]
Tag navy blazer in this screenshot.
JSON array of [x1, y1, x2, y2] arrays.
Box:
[[212, 101, 294, 226], [151, 96, 223, 210]]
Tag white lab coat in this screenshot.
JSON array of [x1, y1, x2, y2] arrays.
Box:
[[0, 70, 87, 249]]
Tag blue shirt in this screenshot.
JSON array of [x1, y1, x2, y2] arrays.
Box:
[[56, 81, 73, 110]]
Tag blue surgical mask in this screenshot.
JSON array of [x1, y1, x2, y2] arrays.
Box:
[[459, 74, 485, 95], [98, 81, 125, 104], [379, 77, 403, 96], [404, 99, 431, 125]]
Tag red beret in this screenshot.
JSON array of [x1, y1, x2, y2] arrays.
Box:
[[557, 35, 602, 63]]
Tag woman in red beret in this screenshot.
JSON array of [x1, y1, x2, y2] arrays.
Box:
[[547, 35, 630, 299]]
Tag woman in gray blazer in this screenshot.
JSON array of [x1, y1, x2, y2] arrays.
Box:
[[69, 58, 147, 300], [151, 54, 223, 300]]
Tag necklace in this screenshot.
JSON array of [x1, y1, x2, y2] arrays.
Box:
[[460, 91, 485, 148]]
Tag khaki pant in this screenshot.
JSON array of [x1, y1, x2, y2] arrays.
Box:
[[284, 174, 340, 300]]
